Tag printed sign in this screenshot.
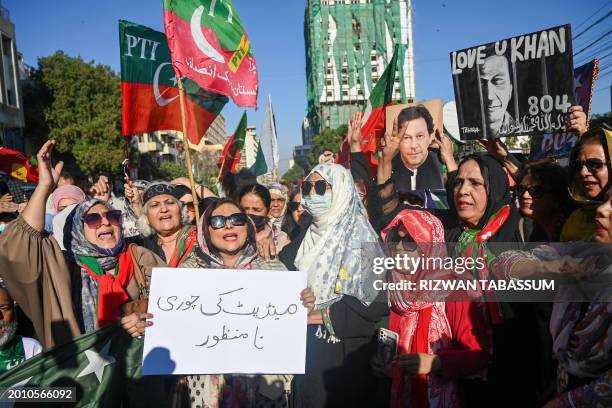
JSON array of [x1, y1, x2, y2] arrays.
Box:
[[451, 24, 575, 140]]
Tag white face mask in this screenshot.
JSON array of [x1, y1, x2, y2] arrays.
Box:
[[301, 191, 332, 218]]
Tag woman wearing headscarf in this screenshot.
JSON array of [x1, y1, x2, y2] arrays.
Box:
[[281, 189, 312, 241], [489, 187, 612, 408], [278, 162, 388, 408], [238, 183, 291, 253], [133, 181, 197, 267], [168, 198, 314, 408], [52, 185, 87, 214], [378, 210, 491, 408], [561, 127, 612, 241], [515, 160, 573, 242], [266, 182, 289, 230], [445, 153, 544, 407], [0, 141, 165, 348]]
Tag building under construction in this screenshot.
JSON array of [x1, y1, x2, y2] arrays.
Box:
[[303, 0, 416, 139]]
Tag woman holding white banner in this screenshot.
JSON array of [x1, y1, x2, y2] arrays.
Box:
[[175, 197, 315, 408], [278, 162, 388, 408]]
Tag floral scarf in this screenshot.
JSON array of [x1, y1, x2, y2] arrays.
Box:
[[295, 163, 384, 307]]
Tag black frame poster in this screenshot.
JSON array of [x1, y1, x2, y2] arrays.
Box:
[[450, 24, 575, 140]]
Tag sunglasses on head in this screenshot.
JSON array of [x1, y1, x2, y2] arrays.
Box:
[[208, 213, 248, 230], [570, 158, 609, 173], [83, 210, 122, 229], [287, 201, 301, 212], [516, 184, 548, 199], [302, 180, 329, 196]]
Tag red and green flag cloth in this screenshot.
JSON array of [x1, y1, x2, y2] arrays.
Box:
[[336, 45, 400, 173], [163, 0, 259, 108], [120, 20, 228, 144], [0, 147, 39, 183], [0, 324, 144, 407], [217, 111, 247, 180]]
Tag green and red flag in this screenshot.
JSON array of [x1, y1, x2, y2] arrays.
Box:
[[217, 111, 247, 180], [0, 147, 38, 183], [120, 20, 228, 144], [336, 46, 400, 172], [0, 324, 144, 407], [163, 0, 259, 107]]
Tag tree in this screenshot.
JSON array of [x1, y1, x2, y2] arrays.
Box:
[[282, 163, 305, 184], [308, 124, 347, 166], [159, 161, 187, 180], [39, 51, 123, 175]]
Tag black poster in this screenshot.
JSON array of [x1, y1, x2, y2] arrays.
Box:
[[450, 24, 575, 140]]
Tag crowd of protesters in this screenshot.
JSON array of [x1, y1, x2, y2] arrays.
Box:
[[0, 101, 610, 408]]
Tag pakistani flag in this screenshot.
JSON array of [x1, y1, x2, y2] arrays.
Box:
[[250, 96, 279, 177], [0, 324, 144, 407], [336, 45, 400, 172]]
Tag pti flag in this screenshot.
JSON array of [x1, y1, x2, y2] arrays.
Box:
[[120, 20, 228, 144], [337, 46, 400, 171], [217, 111, 247, 180], [250, 96, 279, 177], [0, 324, 144, 407], [163, 0, 259, 107], [0, 147, 38, 183]]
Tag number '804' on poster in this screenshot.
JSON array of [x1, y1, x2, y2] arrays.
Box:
[[450, 24, 575, 140]]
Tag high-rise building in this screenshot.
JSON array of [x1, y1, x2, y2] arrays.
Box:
[[0, 4, 24, 151], [304, 0, 416, 133]]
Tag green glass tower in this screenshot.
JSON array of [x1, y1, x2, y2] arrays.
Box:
[[303, 0, 416, 138]]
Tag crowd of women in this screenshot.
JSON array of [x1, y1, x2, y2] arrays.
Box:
[[0, 103, 610, 407]]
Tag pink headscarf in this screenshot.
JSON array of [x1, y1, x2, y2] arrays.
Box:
[[52, 185, 86, 213]]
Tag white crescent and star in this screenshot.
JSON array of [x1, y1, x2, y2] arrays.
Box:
[[153, 62, 179, 107], [76, 340, 115, 384], [191, 5, 225, 64]]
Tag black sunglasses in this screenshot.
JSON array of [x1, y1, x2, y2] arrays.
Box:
[[287, 201, 301, 212], [302, 180, 329, 196], [83, 210, 122, 229], [516, 184, 548, 199], [387, 228, 418, 252], [208, 213, 248, 229], [570, 158, 609, 173]]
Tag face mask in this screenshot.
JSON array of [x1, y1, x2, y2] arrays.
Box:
[[248, 214, 269, 231], [302, 192, 332, 217]]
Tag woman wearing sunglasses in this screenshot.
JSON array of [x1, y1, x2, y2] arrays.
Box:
[[238, 183, 290, 254], [374, 209, 490, 408], [281, 189, 312, 241], [561, 128, 612, 241], [515, 160, 573, 242], [135, 181, 196, 267], [0, 140, 165, 349], [169, 198, 315, 407], [278, 163, 388, 408]]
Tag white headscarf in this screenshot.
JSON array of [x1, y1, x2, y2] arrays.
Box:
[[266, 183, 288, 229], [295, 163, 384, 307]]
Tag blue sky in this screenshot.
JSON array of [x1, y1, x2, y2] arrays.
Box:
[[5, 0, 611, 173]]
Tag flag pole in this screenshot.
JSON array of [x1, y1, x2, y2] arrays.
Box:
[[177, 77, 201, 232]]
